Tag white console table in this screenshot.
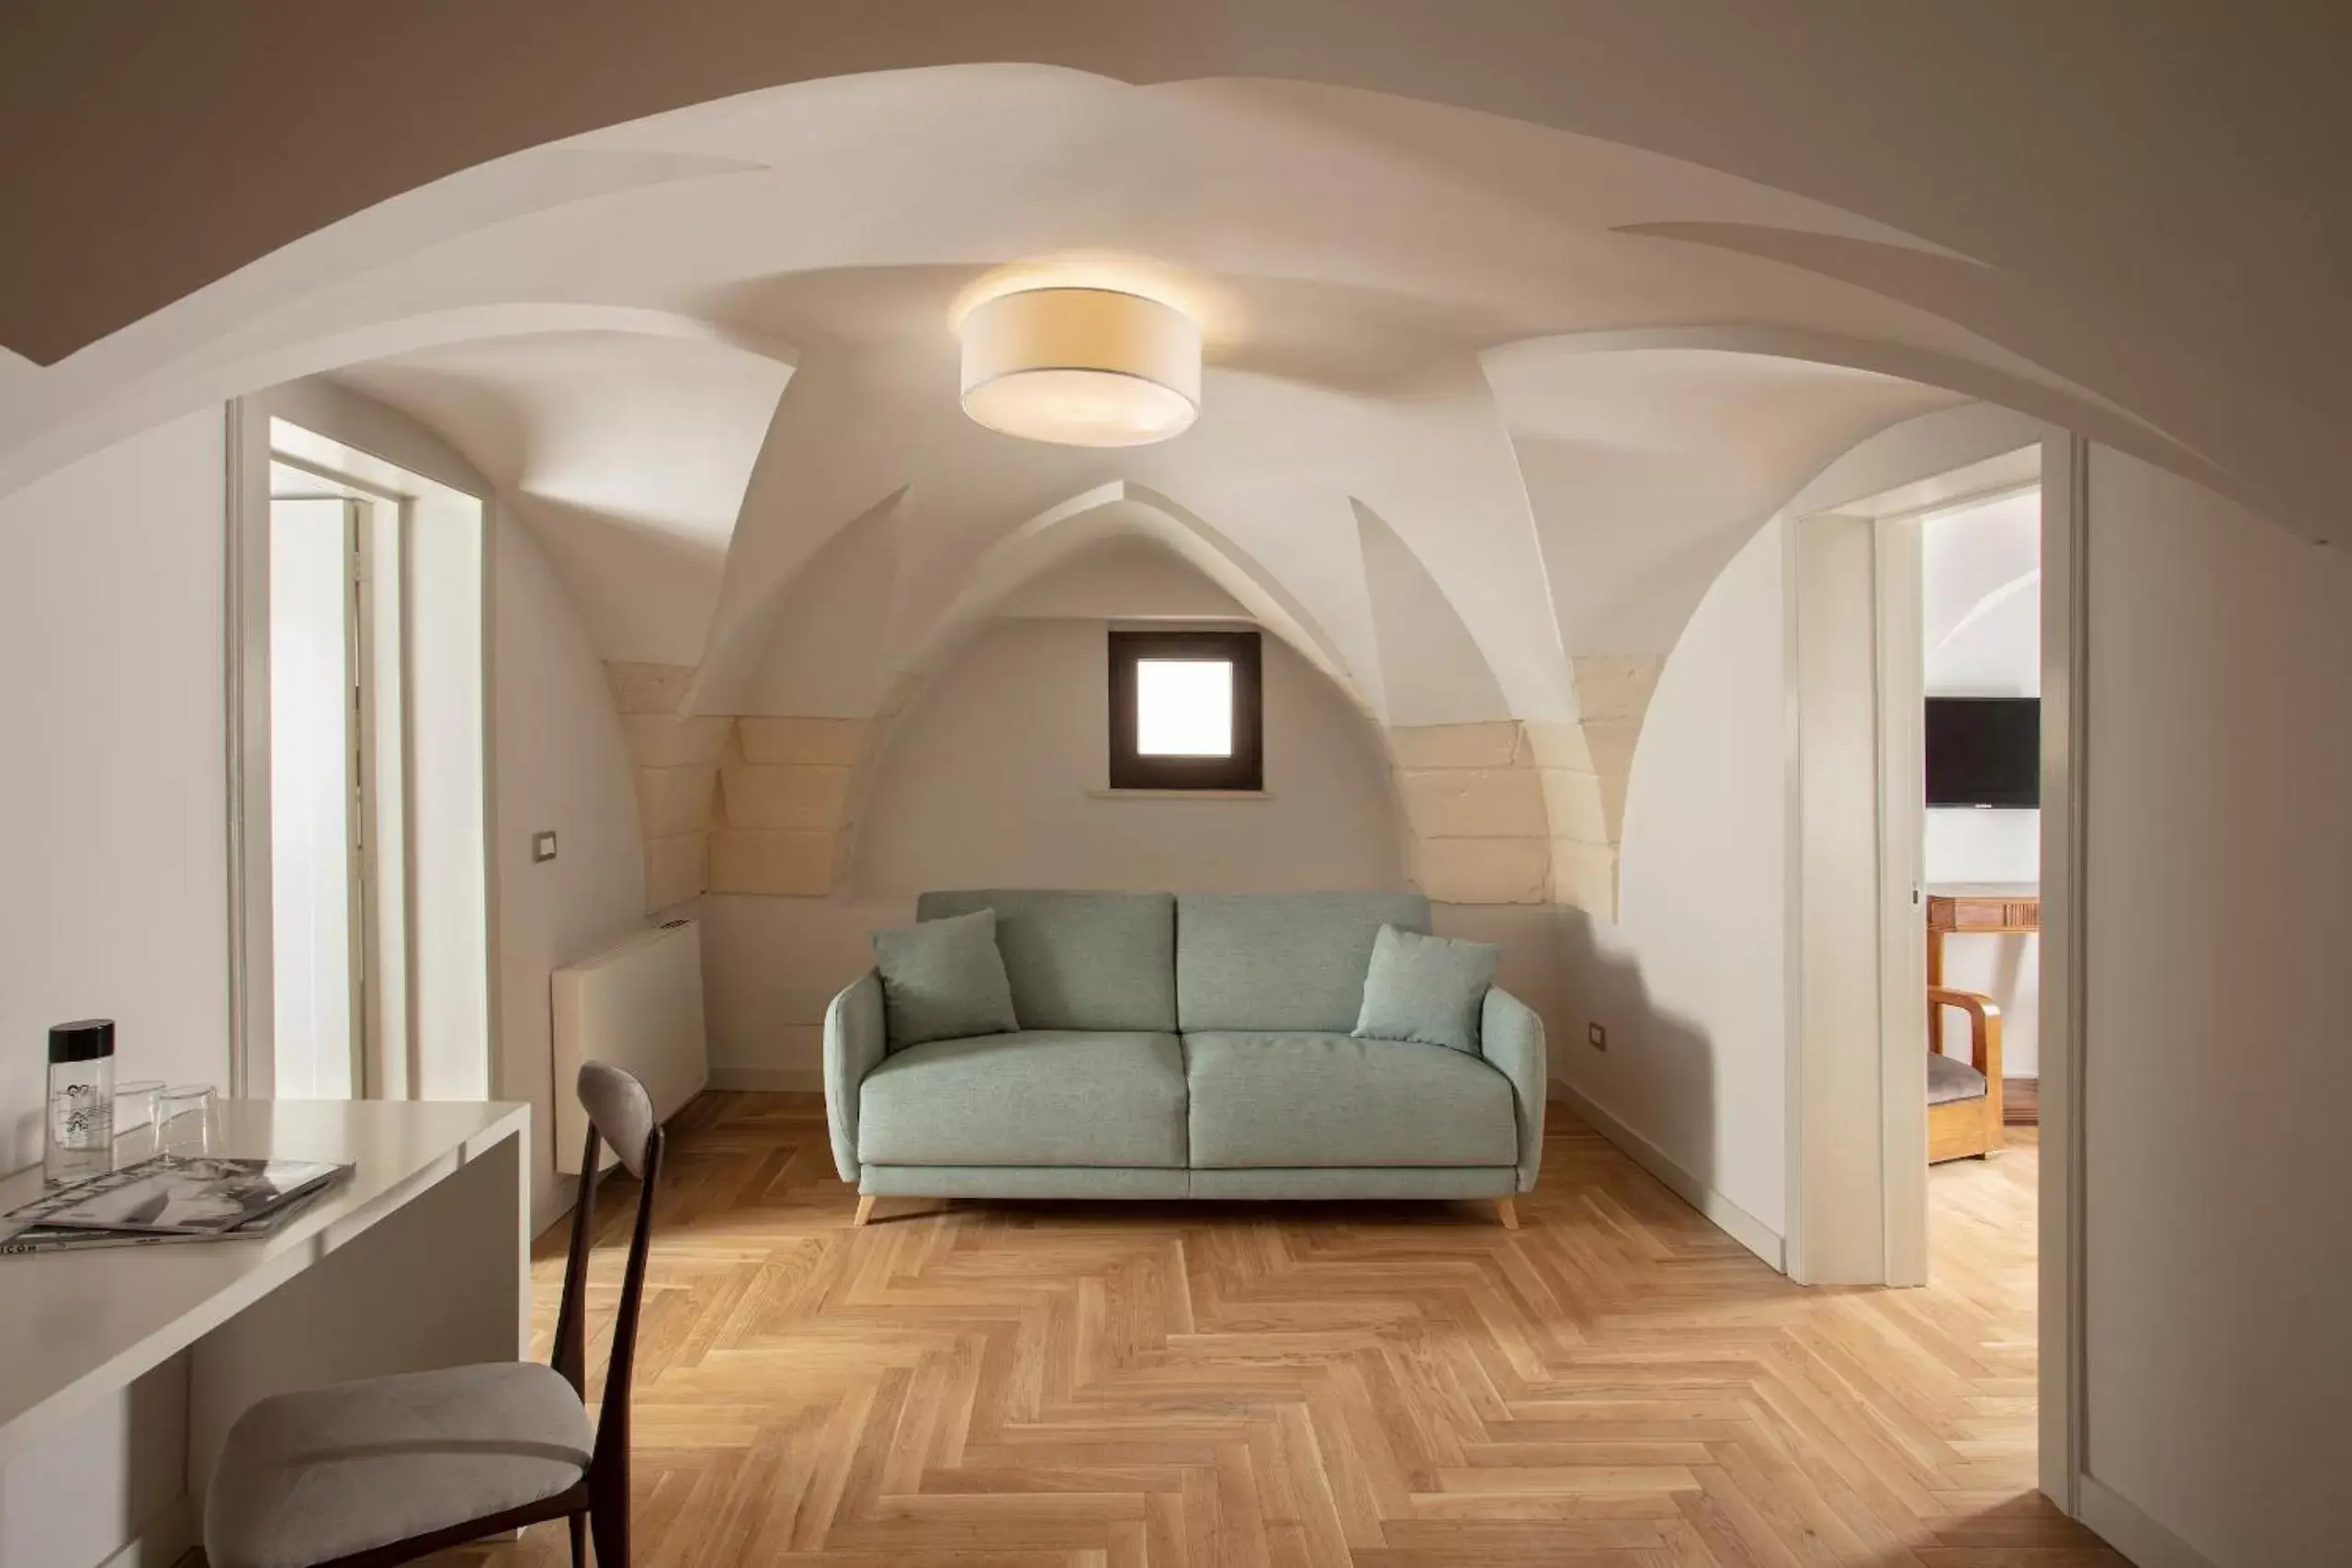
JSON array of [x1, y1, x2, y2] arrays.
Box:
[[0, 1100, 530, 1568]]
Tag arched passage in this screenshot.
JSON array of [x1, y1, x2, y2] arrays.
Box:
[[7, 14, 2346, 550]]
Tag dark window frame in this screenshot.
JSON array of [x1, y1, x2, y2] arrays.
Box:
[[1107, 628, 1263, 791]]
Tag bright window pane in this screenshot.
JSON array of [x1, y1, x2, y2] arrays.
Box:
[[1136, 659, 1233, 756]]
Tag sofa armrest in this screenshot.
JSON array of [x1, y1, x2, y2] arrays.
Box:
[[1480, 986, 1547, 1194], [823, 971, 888, 1181]]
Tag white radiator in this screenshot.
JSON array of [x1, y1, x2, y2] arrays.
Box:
[[552, 918, 708, 1175]]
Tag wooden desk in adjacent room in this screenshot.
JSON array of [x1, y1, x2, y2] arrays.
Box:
[[0, 1100, 529, 1568], [1927, 883, 2041, 1125]]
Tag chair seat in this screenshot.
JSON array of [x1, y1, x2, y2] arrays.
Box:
[[1185, 1032, 1518, 1168], [1928, 1052, 1990, 1106], [859, 1031, 1189, 1167], [205, 1361, 592, 1568]]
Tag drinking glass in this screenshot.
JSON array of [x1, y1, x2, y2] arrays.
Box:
[[113, 1079, 164, 1164], [157, 1085, 218, 1159], [114, 1079, 164, 1136]]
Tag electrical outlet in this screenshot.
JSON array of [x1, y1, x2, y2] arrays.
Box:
[[531, 829, 559, 863], [1588, 1021, 1608, 1052]]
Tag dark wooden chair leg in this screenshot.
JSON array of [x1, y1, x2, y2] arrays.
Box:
[[569, 1510, 587, 1568], [592, 1498, 628, 1568]]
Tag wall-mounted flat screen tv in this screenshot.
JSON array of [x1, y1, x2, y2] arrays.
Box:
[[1925, 696, 2040, 808]]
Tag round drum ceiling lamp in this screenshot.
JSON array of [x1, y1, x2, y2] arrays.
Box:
[[958, 286, 1201, 446]]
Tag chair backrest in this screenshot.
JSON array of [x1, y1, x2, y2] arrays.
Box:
[[552, 1061, 665, 1492], [577, 1058, 659, 1177]]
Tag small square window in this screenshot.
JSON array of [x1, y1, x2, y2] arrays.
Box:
[[1135, 659, 1234, 756], [1109, 629, 1261, 790]]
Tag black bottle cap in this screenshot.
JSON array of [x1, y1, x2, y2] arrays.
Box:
[[49, 1019, 116, 1063]]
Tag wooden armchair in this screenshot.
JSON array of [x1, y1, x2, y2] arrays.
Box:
[[1928, 987, 2004, 1162]]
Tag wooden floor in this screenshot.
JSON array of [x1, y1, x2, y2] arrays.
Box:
[[425, 1095, 2120, 1567]]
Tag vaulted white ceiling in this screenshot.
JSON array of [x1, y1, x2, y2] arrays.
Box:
[[0, 62, 2261, 727]]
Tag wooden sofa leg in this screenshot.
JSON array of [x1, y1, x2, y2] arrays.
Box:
[[1495, 1198, 1521, 1231], [853, 1195, 876, 1228]]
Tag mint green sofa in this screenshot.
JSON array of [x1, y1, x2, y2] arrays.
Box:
[[821, 890, 1545, 1218]]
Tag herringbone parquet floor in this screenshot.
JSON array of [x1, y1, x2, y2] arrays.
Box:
[[426, 1094, 2122, 1567]]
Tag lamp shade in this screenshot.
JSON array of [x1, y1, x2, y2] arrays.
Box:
[[958, 287, 1200, 446]]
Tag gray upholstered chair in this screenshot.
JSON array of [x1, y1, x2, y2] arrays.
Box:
[[203, 1063, 665, 1568]]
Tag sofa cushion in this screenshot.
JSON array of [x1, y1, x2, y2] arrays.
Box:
[[1352, 923, 1498, 1054], [872, 908, 1021, 1050], [1175, 892, 1431, 1032], [1184, 1031, 1516, 1168], [859, 1031, 1188, 1168], [918, 889, 1176, 1032], [1928, 1052, 1989, 1106]]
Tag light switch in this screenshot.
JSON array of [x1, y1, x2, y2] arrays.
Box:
[[531, 830, 559, 863]]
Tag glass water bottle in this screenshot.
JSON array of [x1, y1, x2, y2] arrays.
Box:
[[45, 1019, 116, 1187]]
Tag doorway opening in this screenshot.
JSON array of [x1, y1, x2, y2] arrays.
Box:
[[1786, 432, 2086, 1504], [1912, 484, 2047, 1416], [265, 482, 390, 1098], [230, 410, 492, 1104], [1919, 487, 2042, 1162]]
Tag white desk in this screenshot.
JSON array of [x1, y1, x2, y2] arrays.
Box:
[[0, 1100, 530, 1568]]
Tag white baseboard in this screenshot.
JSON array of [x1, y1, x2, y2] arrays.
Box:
[[707, 1066, 823, 1093], [2077, 1475, 2221, 1568], [100, 1496, 194, 1568], [1548, 1078, 1786, 1272]]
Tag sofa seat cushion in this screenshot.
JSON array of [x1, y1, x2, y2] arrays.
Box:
[[859, 1031, 1188, 1168], [1184, 1032, 1517, 1168], [1928, 1052, 1989, 1106]]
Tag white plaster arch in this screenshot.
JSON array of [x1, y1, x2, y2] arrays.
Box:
[[8, 9, 2347, 563], [332, 324, 797, 665], [0, 301, 795, 500], [1487, 322, 2247, 524], [913, 482, 1363, 703], [752, 480, 1430, 897]]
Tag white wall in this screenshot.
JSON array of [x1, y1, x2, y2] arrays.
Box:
[[405, 484, 491, 1101], [1549, 406, 2054, 1272], [2078, 448, 2351, 1568], [858, 619, 1401, 897], [1556, 518, 1789, 1240], [493, 515, 647, 1219], [991, 536, 1247, 622], [260, 378, 646, 1228], [700, 613, 1407, 1081], [1922, 488, 2041, 1073], [0, 412, 231, 1169], [0, 412, 228, 1568]]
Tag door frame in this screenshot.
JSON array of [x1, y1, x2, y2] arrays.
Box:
[[230, 428, 410, 1098], [2037, 434, 2089, 1512], [1783, 434, 2086, 1512], [227, 401, 492, 1104]]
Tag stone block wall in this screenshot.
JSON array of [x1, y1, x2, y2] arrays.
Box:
[[1391, 722, 1553, 904], [613, 656, 1660, 921], [609, 664, 722, 911], [709, 716, 868, 897], [1391, 655, 1660, 918], [607, 664, 919, 912]]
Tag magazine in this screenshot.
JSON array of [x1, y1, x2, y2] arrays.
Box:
[[3, 1156, 351, 1238], [1, 1185, 331, 1257]]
